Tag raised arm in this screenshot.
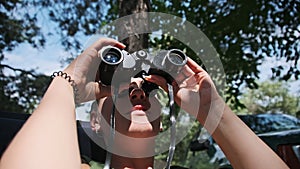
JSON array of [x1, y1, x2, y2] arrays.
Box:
[[146, 58, 289, 169], [0, 38, 125, 169]]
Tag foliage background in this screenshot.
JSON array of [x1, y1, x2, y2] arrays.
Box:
[[1, 0, 299, 113], [0, 0, 299, 168]]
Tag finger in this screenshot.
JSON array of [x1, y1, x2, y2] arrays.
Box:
[[181, 62, 195, 76], [144, 75, 168, 92], [114, 42, 126, 49], [186, 57, 205, 74], [95, 82, 112, 99], [91, 38, 126, 51], [174, 64, 194, 82], [174, 72, 186, 83], [90, 111, 97, 130]]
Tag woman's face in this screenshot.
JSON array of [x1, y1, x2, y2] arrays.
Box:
[[95, 77, 162, 157]]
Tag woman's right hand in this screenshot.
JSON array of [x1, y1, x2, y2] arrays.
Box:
[[63, 38, 125, 103]]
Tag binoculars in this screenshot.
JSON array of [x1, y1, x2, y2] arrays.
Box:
[[98, 46, 188, 86]]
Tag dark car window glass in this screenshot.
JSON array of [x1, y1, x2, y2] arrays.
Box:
[[239, 114, 300, 134]]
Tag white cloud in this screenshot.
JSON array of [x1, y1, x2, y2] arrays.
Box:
[[3, 42, 72, 75]]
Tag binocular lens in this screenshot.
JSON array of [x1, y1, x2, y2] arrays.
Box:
[[103, 53, 120, 63], [100, 46, 123, 65], [167, 49, 187, 66], [98, 46, 124, 85], [169, 53, 184, 64]]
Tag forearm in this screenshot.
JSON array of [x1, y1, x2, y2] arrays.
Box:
[[0, 77, 81, 169], [205, 103, 289, 169]]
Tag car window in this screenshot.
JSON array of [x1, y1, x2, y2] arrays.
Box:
[[238, 114, 300, 134]]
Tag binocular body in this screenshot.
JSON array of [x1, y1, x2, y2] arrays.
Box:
[[98, 46, 188, 86]]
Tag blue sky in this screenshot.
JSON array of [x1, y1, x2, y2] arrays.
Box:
[[4, 42, 64, 75]]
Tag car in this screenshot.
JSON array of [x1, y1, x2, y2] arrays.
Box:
[[1, 112, 299, 168], [0, 111, 107, 163], [189, 113, 300, 169]]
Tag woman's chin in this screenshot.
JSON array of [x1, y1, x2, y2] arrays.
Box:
[[128, 110, 155, 137]]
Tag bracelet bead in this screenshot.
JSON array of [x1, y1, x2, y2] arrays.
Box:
[[51, 71, 79, 104]]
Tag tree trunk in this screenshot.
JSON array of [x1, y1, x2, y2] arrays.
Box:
[[118, 0, 150, 53]]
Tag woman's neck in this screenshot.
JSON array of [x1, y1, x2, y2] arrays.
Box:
[[111, 154, 154, 169]]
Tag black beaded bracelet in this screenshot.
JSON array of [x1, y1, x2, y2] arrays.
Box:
[[51, 71, 79, 104]]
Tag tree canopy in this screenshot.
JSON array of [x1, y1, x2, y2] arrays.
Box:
[[0, 0, 299, 112], [239, 80, 300, 116], [0, 1, 299, 168]]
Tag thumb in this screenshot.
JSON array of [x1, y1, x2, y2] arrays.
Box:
[[90, 38, 126, 51]]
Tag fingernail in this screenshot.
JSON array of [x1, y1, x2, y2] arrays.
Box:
[[115, 43, 126, 49], [143, 75, 151, 80]]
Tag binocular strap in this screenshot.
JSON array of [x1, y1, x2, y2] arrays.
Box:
[[165, 84, 177, 169], [103, 87, 118, 169]]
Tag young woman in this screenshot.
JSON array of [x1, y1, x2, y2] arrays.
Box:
[[0, 38, 289, 169]]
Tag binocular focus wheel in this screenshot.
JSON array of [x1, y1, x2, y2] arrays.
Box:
[[136, 50, 147, 58]]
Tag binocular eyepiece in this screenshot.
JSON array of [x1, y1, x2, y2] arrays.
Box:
[[98, 46, 188, 86]]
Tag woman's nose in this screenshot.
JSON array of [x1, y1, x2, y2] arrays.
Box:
[[130, 88, 146, 101]]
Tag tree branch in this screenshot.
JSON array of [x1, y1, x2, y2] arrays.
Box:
[[0, 64, 39, 78]]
